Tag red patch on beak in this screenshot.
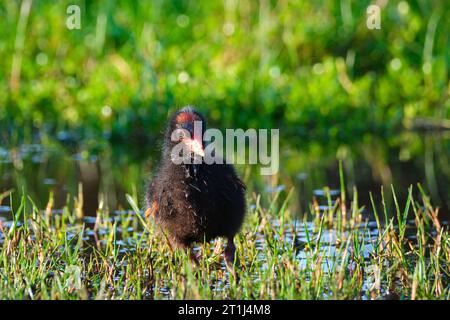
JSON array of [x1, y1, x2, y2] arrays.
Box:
[[184, 137, 205, 157], [193, 131, 203, 149], [175, 112, 199, 124], [175, 111, 204, 154]]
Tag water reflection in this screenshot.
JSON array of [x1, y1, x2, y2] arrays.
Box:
[[0, 130, 449, 219]]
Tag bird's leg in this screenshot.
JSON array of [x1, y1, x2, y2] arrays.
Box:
[[213, 238, 223, 255], [188, 246, 200, 266], [224, 236, 238, 267]]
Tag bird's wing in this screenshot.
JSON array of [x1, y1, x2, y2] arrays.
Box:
[[145, 200, 158, 218], [145, 180, 159, 218]]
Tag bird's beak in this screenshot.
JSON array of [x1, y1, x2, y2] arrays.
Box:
[[184, 137, 205, 157]]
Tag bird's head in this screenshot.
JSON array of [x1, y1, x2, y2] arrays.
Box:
[[165, 106, 206, 161]]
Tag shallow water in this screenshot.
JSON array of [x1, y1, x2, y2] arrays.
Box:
[[1, 130, 449, 219], [0, 130, 449, 299]]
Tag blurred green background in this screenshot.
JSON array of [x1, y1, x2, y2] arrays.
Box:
[[0, 0, 449, 216]]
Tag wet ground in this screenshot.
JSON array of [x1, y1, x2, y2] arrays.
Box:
[[0, 178, 447, 299], [0, 129, 449, 299]]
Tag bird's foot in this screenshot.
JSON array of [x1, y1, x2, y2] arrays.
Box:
[[224, 239, 240, 283], [186, 248, 201, 267], [189, 249, 201, 266], [224, 239, 239, 268], [213, 239, 224, 256]]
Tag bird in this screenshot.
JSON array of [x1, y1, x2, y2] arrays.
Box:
[[145, 106, 246, 267]]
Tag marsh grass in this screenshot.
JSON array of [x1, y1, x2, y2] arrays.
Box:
[[0, 179, 449, 300]]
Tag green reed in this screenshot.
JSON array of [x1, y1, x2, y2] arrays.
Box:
[[0, 182, 449, 300]]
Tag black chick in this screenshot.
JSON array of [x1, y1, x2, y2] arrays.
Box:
[[145, 106, 246, 266]]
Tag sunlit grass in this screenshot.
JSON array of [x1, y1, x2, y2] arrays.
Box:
[[0, 180, 448, 300]]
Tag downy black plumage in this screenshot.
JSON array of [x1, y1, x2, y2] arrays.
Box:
[[146, 106, 246, 265]]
